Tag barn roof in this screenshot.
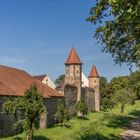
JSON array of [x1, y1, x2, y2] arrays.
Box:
[[33, 75, 46, 81], [0, 65, 63, 98]]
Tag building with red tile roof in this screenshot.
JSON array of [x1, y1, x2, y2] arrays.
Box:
[[65, 47, 82, 65], [88, 65, 99, 78], [0, 65, 62, 98], [33, 74, 56, 89], [0, 65, 64, 137], [33, 75, 46, 81], [0, 48, 101, 137], [64, 48, 100, 116]]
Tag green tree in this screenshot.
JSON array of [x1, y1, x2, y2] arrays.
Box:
[[100, 83, 114, 111], [2, 85, 45, 140], [99, 76, 108, 89], [110, 76, 130, 92], [55, 74, 65, 85], [76, 99, 88, 119], [129, 70, 140, 99], [99, 76, 114, 111], [112, 88, 136, 113], [54, 103, 69, 127], [87, 0, 140, 68]]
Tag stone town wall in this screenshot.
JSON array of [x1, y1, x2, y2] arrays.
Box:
[[81, 87, 95, 112], [64, 85, 95, 116], [0, 87, 95, 137], [0, 96, 64, 137], [64, 85, 77, 117], [44, 97, 64, 127], [0, 96, 19, 137]]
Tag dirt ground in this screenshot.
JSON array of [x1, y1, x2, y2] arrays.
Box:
[[120, 117, 140, 140]]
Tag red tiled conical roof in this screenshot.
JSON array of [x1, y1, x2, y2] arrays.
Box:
[[88, 65, 99, 78], [65, 48, 82, 64]]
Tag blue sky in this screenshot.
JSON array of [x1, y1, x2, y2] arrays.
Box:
[[0, 0, 136, 81]]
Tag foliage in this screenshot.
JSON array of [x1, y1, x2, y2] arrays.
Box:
[[112, 88, 136, 113], [100, 83, 114, 111], [129, 70, 140, 99], [2, 100, 140, 140], [99, 76, 108, 89], [110, 76, 130, 92], [2, 85, 45, 140], [100, 74, 139, 111], [99, 76, 114, 111], [87, 0, 140, 68], [54, 74, 65, 85], [76, 99, 88, 119], [54, 103, 69, 127]]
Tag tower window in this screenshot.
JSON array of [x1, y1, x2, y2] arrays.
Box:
[[94, 80, 96, 83]]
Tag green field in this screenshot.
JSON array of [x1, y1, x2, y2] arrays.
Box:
[[1, 100, 140, 140]]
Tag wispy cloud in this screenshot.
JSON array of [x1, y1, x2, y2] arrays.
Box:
[[0, 56, 27, 65]]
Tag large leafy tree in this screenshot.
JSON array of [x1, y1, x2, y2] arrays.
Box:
[[112, 88, 136, 113], [110, 76, 130, 92], [87, 0, 140, 68], [129, 70, 140, 98], [2, 85, 45, 140], [100, 83, 114, 111], [99, 76, 114, 111], [55, 74, 65, 86], [99, 76, 108, 89]]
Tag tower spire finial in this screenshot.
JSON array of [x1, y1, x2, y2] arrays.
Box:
[[72, 42, 75, 48]]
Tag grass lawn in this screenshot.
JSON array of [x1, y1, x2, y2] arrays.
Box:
[[1, 100, 140, 140]]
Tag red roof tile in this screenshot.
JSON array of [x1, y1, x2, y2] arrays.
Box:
[[33, 75, 46, 81], [65, 48, 82, 64], [0, 81, 16, 96], [88, 65, 99, 78], [0, 65, 63, 98]]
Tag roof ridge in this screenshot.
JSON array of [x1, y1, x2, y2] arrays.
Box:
[[0, 65, 63, 98]]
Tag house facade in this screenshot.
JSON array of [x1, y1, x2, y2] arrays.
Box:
[[33, 74, 56, 89]]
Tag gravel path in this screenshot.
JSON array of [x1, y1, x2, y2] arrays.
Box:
[[120, 117, 140, 140]]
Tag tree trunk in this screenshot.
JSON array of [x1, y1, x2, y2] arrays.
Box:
[[121, 104, 125, 113], [25, 129, 33, 140], [62, 121, 65, 127]]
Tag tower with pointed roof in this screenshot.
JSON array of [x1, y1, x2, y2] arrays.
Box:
[[88, 65, 100, 111], [65, 48, 82, 101]]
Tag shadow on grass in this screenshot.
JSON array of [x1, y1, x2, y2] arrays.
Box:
[[107, 109, 140, 129], [107, 115, 132, 128], [13, 137, 22, 140], [50, 123, 72, 129], [13, 135, 49, 140], [75, 133, 120, 140], [129, 109, 140, 117], [77, 116, 89, 120], [33, 135, 49, 140], [64, 124, 72, 128]]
